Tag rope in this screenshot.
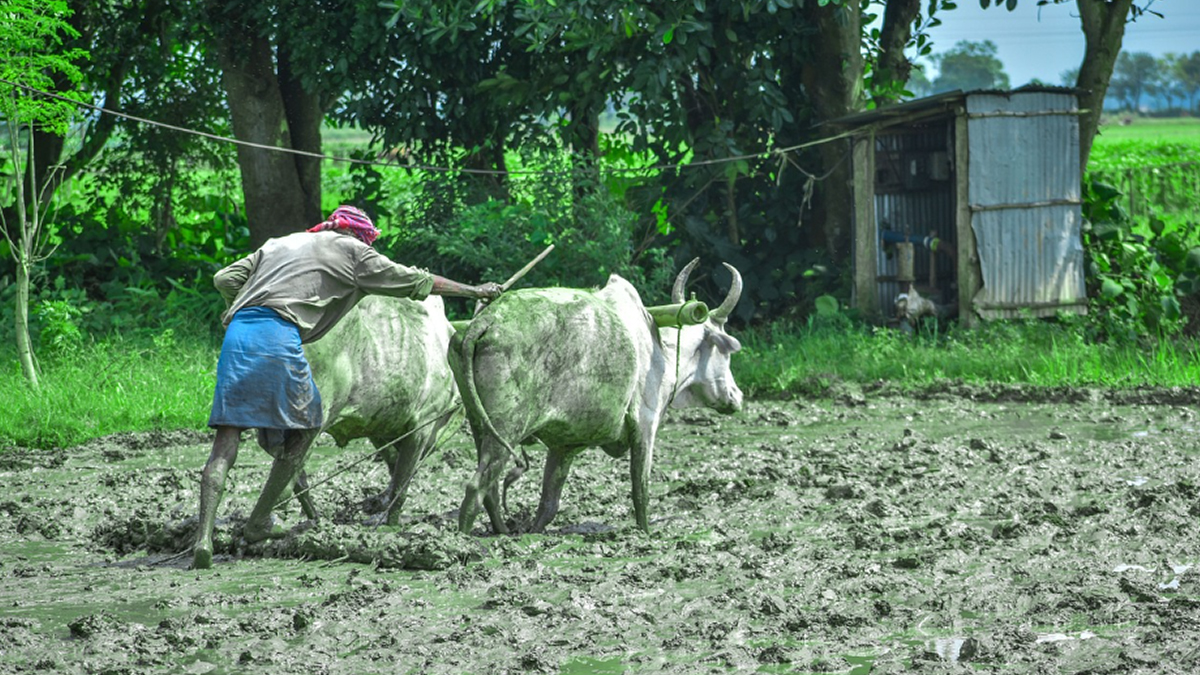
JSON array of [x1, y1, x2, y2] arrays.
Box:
[[374, 404, 465, 526], [274, 401, 463, 511], [0, 76, 854, 179]]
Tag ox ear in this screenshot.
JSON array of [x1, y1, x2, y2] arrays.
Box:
[[709, 263, 743, 324], [671, 257, 701, 303]]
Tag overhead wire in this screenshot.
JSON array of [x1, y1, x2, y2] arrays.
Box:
[[0, 76, 853, 180]]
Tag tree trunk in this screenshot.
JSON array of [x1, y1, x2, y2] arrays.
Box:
[[873, 0, 923, 107], [14, 255, 38, 391], [211, 26, 313, 247], [278, 47, 324, 226], [7, 123, 40, 391], [1076, 0, 1135, 169], [800, 1, 865, 263]]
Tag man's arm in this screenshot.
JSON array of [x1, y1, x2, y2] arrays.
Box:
[[431, 275, 503, 301], [213, 254, 258, 307]]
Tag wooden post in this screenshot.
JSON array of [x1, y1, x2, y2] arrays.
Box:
[[896, 242, 915, 286], [954, 111, 981, 327], [851, 132, 878, 320]]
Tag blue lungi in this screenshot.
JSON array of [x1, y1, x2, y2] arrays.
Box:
[[208, 306, 323, 430]]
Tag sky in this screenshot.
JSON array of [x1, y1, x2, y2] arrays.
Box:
[[908, 1, 1200, 87]]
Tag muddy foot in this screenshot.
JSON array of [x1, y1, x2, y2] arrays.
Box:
[[243, 517, 288, 544]]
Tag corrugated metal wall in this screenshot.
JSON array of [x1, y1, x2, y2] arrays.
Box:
[[965, 92, 1087, 319], [873, 123, 957, 316]]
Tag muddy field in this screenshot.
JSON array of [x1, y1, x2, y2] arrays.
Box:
[[3, 385, 1200, 674]]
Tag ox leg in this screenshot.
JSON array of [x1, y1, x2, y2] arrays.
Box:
[[530, 447, 581, 533], [459, 438, 509, 535], [194, 425, 241, 569], [629, 432, 659, 533], [258, 429, 319, 522], [294, 471, 319, 522], [378, 431, 425, 527], [244, 427, 319, 543], [482, 470, 507, 535]]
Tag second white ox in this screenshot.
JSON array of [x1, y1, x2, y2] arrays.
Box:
[[279, 293, 459, 526], [448, 259, 744, 534]]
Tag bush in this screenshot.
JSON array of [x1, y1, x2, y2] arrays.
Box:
[[1080, 176, 1200, 341]]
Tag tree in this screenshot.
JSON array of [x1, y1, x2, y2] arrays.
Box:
[[0, 0, 87, 390], [199, 0, 326, 248], [1151, 53, 1180, 111], [1174, 51, 1200, 112], [930, 39, 1011, 93], [1111, 51, 1158, 110]]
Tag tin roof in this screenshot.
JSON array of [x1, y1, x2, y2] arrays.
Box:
[[827, 86, 1082, 130]]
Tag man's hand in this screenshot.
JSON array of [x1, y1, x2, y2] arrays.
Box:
[[476, 282, 503, 301]]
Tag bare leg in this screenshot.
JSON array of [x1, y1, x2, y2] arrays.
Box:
[[194, 426, 242, 569], [294, 470, 319, 522], [244, 428, 318, 543]]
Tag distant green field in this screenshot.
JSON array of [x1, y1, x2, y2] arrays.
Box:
[[1093, 116, 1200, 144], [1087, 116, 1199, 238]]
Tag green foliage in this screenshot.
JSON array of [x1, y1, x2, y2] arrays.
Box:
[[929, 39, 1010, 93], [1079, 176, 1199, 341], [0, 0, 87, 135], [0, 187, 242, 345], [374, 153, 675, 313], [34, 297, 84, 355]]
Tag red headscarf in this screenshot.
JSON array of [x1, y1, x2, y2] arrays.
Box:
[[307, 205, 381, 246]]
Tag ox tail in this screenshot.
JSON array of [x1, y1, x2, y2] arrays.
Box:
[[458, 323, 530, 505]]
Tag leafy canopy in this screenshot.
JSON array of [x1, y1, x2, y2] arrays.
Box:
[[0, 0, 87, 134]]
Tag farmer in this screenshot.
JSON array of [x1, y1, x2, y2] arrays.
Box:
[[193, 205, 502, 569]]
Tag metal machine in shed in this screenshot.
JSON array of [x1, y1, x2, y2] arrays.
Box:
[[832, 87, 1088, 326]]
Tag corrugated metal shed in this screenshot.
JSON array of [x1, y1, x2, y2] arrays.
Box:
[[832, 87, 1088, 325]]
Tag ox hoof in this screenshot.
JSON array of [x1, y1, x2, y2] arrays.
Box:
[[192, 544, 213, 570]]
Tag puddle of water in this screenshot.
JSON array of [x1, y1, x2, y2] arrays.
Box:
[[1112, 561, 1195, 590], [931, 637, 977, 662], [1132, 425, 1200, 438], [1036, 631, 1097, 643]]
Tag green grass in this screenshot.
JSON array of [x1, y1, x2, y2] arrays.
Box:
[[1093, 116, 1200, 144], [732, 318, 1200, 399], [4, 317, 1198, 449], [0, 333, 218, 450]]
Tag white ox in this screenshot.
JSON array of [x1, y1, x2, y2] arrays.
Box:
[[448, 259, 743, 534], [286, 293, 459, 526]]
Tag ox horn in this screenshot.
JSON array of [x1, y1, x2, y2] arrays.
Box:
[[671, 257, 701, 303], [710, 263, 743, 323]]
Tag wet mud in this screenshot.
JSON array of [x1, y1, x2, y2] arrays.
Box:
[[3, 389, 1200, 673]]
